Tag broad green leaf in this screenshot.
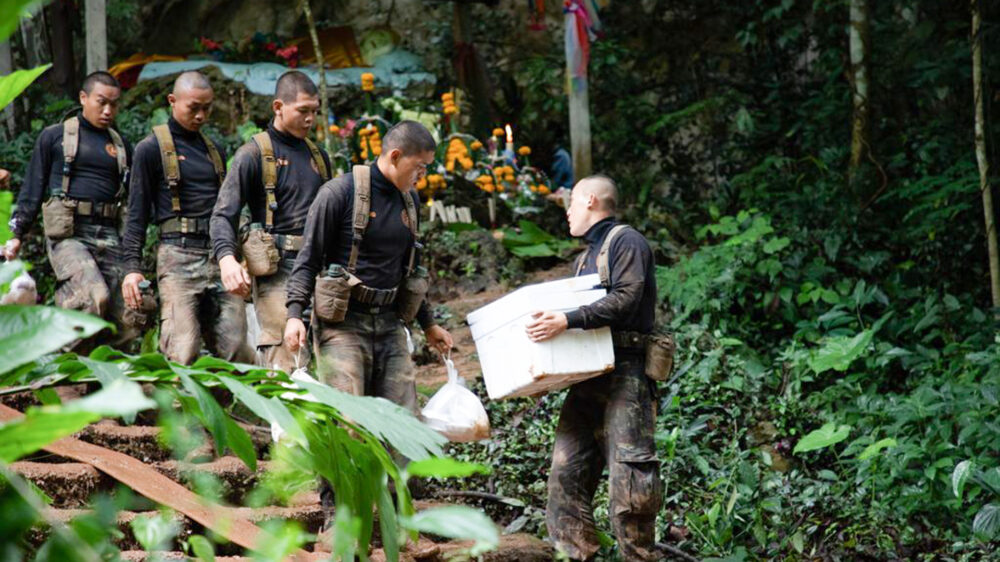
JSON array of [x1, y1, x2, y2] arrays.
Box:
[[0, 1, 41, 43], [793, 423, 851, 454], [216, 375, 306, 446], [188, 534, 215, 562], [973, 503, 1000, 541], [762, 236, 790, 254], [402, 506, 499, 555], [857, 438, 897, 461], [78, 357, 127, 387], [64, 378, 156, 417], [952, 460, 974, 500], [0, 305, 111, 375], [807, 329, 874, 374], [406, 457, 492, 479], [177, 371, 229, 458], [376, 478, 400, 562], [297, 380, 446, 461], [224, 417, 257, 472], [130, 511, 179, 551], [0, 410, 98, 462], [0, 63, 51, 111]]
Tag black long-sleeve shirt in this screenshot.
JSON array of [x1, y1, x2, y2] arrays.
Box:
[[10, 114, 132, 238], [122, 118, 228, 273], [566, 217, 656, 334], [285, 164, 433, 328], [210, 122, 332, 261]]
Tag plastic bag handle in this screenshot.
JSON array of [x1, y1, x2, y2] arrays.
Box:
[[444, 356, 459, 385]]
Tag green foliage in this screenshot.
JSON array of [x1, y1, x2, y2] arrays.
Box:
[[0, 305, 496, 559], [502, 220, 578, 259], [0, 305, 111, 374], [0, 64, 51, 112], [402, 506, 500, 555]]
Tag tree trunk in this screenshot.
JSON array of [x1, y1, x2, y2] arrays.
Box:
[[452, 2, 494, 139], [972, 0, 1000, 310], [300, 0, 330, 153], [47, 0, 76, 97], [848, 0, 870, 193], [84, 0, 106, 73]]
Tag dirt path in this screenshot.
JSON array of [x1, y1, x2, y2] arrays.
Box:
[[414, 261, 574, 390]]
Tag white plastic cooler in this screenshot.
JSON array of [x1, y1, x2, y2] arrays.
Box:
[[467, 274, 615, 399]]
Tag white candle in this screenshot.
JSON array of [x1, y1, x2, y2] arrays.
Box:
[[505, 124, 514, 153]]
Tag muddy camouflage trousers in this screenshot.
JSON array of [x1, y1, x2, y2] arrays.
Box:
[[314, 306, 418, 520], [546, 352, 662, 562], [312, 306, 417, 413], [156, 242, 254, 365], [46, 223, 140, 351], [252, 254, 310, 374]]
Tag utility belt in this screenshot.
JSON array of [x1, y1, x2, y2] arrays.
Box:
[[612, 330, 676, 382], [351, 284, 398, 306], [160, 216, 210, 236], [159, 233, 212, 249], [42, 197, 120, 239], [314, 264, 429, 325]]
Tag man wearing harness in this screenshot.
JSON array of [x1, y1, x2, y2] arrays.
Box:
[[5, 71, 137, 351], [122, 71, 252, 365], [526, 175, 662, 562], [284, 120, 453, 402], [210, 71, 331, 373]]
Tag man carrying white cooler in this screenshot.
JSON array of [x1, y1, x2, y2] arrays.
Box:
[[526, 174, 663, 562]]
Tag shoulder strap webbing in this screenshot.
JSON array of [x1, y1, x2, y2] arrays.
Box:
[[200, 132, 225, 186], [348, 165, 371, 273], [596, 224, 630, 287], [152, 124, 182, 213], [253, 132, 278, 231], [107, 127, 128, 199], [59, 117, 80, 196], [402, 189, 419, 274], [574, 249, 588, 277], [304, 138, 330, 181]]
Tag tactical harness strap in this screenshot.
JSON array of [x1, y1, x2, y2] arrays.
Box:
[[59, 116, 128, 199], [574, 224, 630, 287], [254, 132, 330, 232], [346, 165, 419, 276], [153, 124, 224, 214]]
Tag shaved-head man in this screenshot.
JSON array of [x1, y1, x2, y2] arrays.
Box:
[[123, 70, 253, 365], [209, 70, 332, 374], [527, 174, 662, 561], [5, 71, 137, 353]]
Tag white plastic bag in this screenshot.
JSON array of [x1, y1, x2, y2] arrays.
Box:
[[421, 358, 490, 442]]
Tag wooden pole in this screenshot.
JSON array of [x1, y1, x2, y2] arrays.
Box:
[[84, 0, 106, 73], [568, 76, 592, 181], [972, 0, 1000, 310], [300, 0, 331, 153], [566, 9, 592, 181]]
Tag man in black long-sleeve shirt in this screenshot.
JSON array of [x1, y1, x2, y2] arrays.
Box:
[[527, 175, 662, 562], [284, 120, 454, 534], [210, 71, 331, 374], [284, 120, 453, 388], [121, 71, 252, 365], [4, 71, 138, 351]]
